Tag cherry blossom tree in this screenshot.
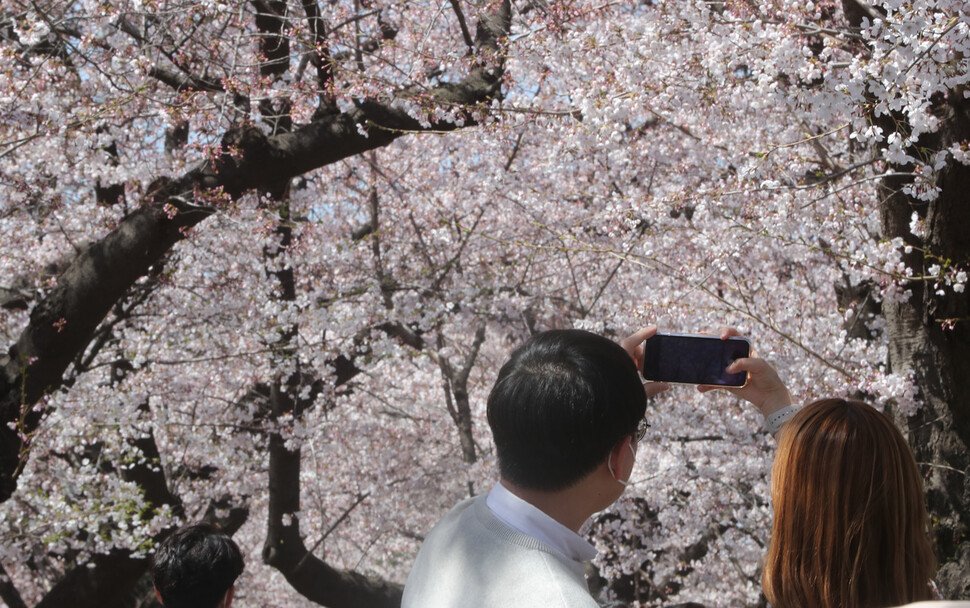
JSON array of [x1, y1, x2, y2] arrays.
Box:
[[0, 0, 967, 607]]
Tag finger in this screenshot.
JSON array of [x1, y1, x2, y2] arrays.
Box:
[[719, 326, 743, 339], [620, 325, 657, 352], [726, 357, 768, 374], [643, 381, 669, 397], [621, 325, 658, 369]]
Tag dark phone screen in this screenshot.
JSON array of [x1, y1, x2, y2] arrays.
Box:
[[641, 333, 750, 386]]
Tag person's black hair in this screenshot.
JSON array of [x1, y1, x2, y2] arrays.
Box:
[[151, 522, 244, 608], [486, 329, 646, 491]]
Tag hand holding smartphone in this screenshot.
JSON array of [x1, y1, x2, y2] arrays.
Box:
[[640, 332, 750, 387]]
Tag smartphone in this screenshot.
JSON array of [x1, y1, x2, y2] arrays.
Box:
[[640, 332, 750, 387]]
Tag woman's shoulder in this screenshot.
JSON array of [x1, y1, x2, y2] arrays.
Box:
[[894, 603, 970, 607]]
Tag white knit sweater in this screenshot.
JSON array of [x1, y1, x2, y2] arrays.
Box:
[[402, 495, 601, 608]]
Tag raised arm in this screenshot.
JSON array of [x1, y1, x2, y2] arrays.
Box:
[[698, 327, 794, 439]]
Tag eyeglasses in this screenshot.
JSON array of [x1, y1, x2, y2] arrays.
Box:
[[635, 416, 650, 442]]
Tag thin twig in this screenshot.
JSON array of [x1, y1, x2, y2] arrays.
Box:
[[297, 491, 371, 569]]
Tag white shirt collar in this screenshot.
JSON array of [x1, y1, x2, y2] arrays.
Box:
[[485, 481, 597, 562]]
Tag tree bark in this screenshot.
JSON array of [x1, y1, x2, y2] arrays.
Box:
[[880, 91, 970, 597]]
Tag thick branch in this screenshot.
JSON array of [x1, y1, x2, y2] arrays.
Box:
[[254, 0, 294, 133], [0, 194, 207, 501], [259, 181, 400, 606], [263, 384, 402, 608]]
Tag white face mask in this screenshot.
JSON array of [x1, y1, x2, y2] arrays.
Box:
[[607, 443, 637, 487]]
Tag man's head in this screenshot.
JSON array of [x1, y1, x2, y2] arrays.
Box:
[[151, 522, 244, 608], [486, 329, 646, 492]]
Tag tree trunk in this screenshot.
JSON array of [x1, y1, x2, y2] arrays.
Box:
[[880, 89, 970, 598]]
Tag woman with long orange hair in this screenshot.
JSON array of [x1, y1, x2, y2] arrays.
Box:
[[702, 330, 942, 608], [761, 398, 937, 608]]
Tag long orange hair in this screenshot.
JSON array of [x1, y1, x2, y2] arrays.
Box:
[[763, 398, 937, 608]]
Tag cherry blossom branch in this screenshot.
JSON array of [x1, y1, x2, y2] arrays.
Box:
[[626, 250, 856, 379], [113, 14, 227, 94], [585, 219, 651, 316], [488, 225, 856, 379], [431, 209, 485, 294], [360, 175, 487, 464], [893, 17, 962, 89], [713, 18, 868, 41], [329, 8, 382, 33], [0, 0, 512, 504]]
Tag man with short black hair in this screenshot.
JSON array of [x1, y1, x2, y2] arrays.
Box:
[[151, 522, 244, 608], [402, 327, 667, 607]]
